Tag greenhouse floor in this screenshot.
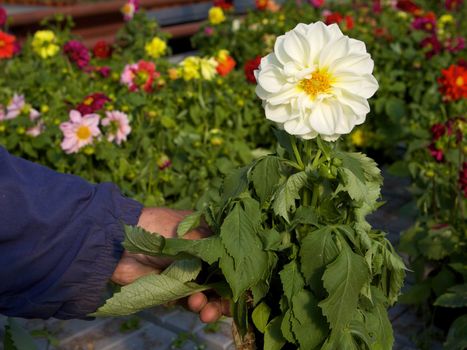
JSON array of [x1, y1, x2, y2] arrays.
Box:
[[0, 171, 440, 350]]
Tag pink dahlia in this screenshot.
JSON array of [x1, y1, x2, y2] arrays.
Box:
[[26, 121, 44, 137], [121, 60, 159, 92], [63, 40, 90, 69], [101, 110, 131, 145], [60, 110, 101, 154], [5, 94, 25, 120]]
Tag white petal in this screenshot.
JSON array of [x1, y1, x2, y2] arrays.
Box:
[[304, 22, 331, 64], [326, 23, 344, 41], [348, 38, 367, 54], [282, 29, 310, 67], [267, 84, 299, 105], [283, 117, 312, 136], [257, 66, 286, 93], [308, 102, 336, 135], [265, 103, 296, 123], [333, 73, 379, 98], [329, 54, 374, 75], [334, 89, 370, 116], [319, 36, 350, 68]]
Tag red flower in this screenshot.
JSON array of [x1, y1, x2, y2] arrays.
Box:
[[244, 56, 262, 83], [412, 12, 436, 33], [372, 0, 382, 13], [431, 123, 446, 140], [396, 0, 422, 15], [324, 12, 353, 30], [428, 143, 444, 162], [216, 55, 236, 76], [438, 64, 467, 101], [64, 40, 90, 69], [421, 35, 442, 58], [445, 0, 463, 10], [0, 31, 15, 59], [0, 7, 7, 27], [459, 162, 467, 197], [93, 40, 112, 59], [76, 93, 110, 115], [213, 0, 233, 10], [256, 0, 268, 10]]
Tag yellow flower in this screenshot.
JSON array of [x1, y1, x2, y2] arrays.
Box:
[[199, 57, 218, 80], [351, 129, 365, 147], [180, 56, 201, 81], [168, 67, 180, 80], [32, 30, 59, 58], [439, 14, 454, 26], [145, 37, 167, 59], [216, 49, 230, 63], [209, 7, 226, 25]]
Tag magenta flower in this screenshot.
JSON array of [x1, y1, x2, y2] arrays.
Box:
[[121, 0, 139, 21], [63, 40, 90, 69], [412, 13, 436, 33], [101, 110, 131, 145], [309, 0, 324, 7], [445, 37, 465, 53], [421, 35, 442, 58], [76, 93, 110, 115], [0, 7, 7, 27], [431, 123, 446, 140], [6, 94, 25, 120], [428, 143, 444, 162], [60, 110, 101, 154], [445, 0, 463, 10], [204, 27, 214, 36]]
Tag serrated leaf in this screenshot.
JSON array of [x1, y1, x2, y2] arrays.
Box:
[[364, 289, 394, 350], [444, 315, 467, 350], [280, 309, 296, 344], [300, 227, 339, 296], [279, 260, 305, 303], [123, 225, 221, 264], [176, 211, 202, 237], [272, 171, 307, 222], [4, 319, 37, 350], [219, 201, 268, 300], [252, 302, 271, 333], [319, 239, 370, 331], [383, 245, 406, 305], [290, 289, 328, 350], [252, 156, 282, 203], [258, 228, 282, 251], [264, 316, 286, 350], [92, 273, 209, 317], [321, 329, 359, 350], [163, 259, 202, 283], [434, 284, 467, 308], [291, 206, 319, 227], [221, 166, 249, 201]]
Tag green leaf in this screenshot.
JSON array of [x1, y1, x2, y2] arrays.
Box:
[[252, 301, 271, 333], [291, 206, 319, 227], [364, 289, 394, 350], [280, 309, 296, 344], [252, 156, 282, 203], [387, 161, 410, 177], [264, 316, 286, 350], [272, 171, 307, 222], [92, 273, 209, 317], [258, 229, 283, 251], [221, 166, 249, 201], [434, 284, 467, 308], [398, 283, 431, 305], [4, 318, 38, 350], [444, 315, 467, 350], [290, 289, 328, 350], [279, 260, 305, 303], [232, 296, 249, 338], [219, 201, 268, 300], [385, 97, 407, 120], [321, 329, 359, 350], [163, 259, 202, 283], [319, 239, 370, 331], [300, 227, 339, 296], [123, 226, 222, 264], [176, 211, 202, 237], [383, 246, 406, 305]]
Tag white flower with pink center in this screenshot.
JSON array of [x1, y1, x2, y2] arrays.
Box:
[[6, 94, 25, 120], [60, 110, 101, 154], [102, 110, 131, 145]]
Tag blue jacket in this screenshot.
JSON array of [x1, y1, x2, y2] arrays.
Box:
[[0, 147, 143, 319]]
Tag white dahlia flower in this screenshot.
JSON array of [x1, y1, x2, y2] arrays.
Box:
[[255, 22, 378, 141]]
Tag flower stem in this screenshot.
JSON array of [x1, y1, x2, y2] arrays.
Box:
[[311, 183, 320, 208], [290, 136, 304, 169]]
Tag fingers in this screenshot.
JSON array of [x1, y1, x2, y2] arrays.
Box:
[[187, 292, 208, 313], [199, 301, 222, 323], [187, 293, 231, 323], [111, 254, 161, 285]]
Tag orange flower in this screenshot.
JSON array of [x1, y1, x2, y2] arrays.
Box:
[[438, 64, 467, 101], [0, 31, 15, 59], [216, 50, 236, 76]]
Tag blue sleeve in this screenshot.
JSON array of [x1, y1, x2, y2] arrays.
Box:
[[0, 146, 143, 319]]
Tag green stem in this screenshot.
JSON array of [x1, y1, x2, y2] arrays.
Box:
[[311, 183, 320, 208], [312, 149, 322, 169], [290, 136, 304, 169]]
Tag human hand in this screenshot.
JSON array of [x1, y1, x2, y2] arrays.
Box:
[[111, 207, 229, 323]]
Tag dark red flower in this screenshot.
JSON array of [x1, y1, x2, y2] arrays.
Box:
[[428, 143, 444, 162], [213, 0, 234, 10], [244, 56, 262, 83], [93, 40, 112, 59], [76, 93, 110, 115], [324, 12, 353, 30], [421, 35, 442, 58], [445, 37, 465, 53], [412, 12, 436, 33], [431, 123, 446, 140], [372, 0, 382, 13], [396, 0, 422, 15], [96, 66, 111, 77], [0, 7, 7, 27], [256, 0, 268, 10], [445, 0, 463, 10], [64, 40, 90, 69]]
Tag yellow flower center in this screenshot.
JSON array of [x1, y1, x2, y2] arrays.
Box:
[[0, 40, 5, 48], [299, 69, 333, 99], [83, 97, 94, 106], [456, 76, 464, 87], [76, 125, 92, 140]]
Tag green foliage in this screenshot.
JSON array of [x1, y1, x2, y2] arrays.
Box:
[[3, 318, 37, 350]]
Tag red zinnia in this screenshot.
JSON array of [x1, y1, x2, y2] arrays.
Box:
[[324, 12, 353, 30], [244, 56, 262, 83], [396, 0, 422, 15], [93, 40, 112, 59], [76, 93, 110, 115], [438, 64, 467, 101], [0, 31, 15, 59]]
